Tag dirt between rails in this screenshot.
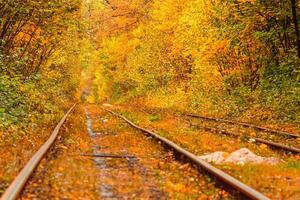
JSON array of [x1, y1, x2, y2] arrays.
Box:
[[108, 103, 300, 200]]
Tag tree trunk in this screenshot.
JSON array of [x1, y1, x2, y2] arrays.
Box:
[[291, 0, 300, 58]]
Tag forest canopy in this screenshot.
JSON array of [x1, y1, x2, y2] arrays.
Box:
[[1, 0, 300, 132], [85, 0, 300, 123]]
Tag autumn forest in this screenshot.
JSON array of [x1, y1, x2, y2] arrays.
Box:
[[0, 0, 300, 199]]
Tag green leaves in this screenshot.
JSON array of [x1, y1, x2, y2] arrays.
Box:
[[0, 0, 83, 132]]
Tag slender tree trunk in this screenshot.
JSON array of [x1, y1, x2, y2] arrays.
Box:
[[291, 0, 300, 58]]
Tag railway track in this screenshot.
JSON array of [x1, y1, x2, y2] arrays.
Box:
[[186, 114, 300, 154], [3, 104, 288, 199], [187, 114, 300, 139], [198, 126, 300, 153], [104, 108, 270, 200]]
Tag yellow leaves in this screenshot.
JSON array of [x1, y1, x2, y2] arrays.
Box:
[[249, 131, 257, 137], [59, 145, 68, 150], [132, 26, 143, 38], [86, 95, 95, 104], [214, 40, 229, 53], [58, 166, 65, 172], [166, 181, 186, 193], [15, 32, 31, 42], [259, 144, 268, 149], [238, 0, 256, 4]]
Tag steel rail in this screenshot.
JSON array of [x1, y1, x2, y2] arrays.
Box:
[[1, 104, 77, 200], [187, 114, 300, 139], [105, 108, 270, 200], [200, 126, 300, 154]]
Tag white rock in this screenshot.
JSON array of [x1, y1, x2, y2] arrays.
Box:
[[249, 138, 256, 143], [199, 148, 280, 165], [198, 151, 226, 164], [225, 148, 266, 164]]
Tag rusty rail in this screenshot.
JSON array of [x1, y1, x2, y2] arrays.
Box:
[[1, 104, 77, 200], [199, 126, 300, 154], [187, 114, 300, 139], [105, 108, 270, 200]]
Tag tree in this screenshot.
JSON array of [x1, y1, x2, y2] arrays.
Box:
[[291, 0, 300, 58]]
